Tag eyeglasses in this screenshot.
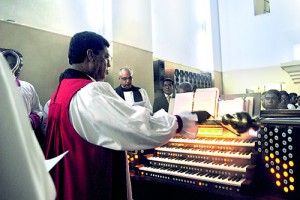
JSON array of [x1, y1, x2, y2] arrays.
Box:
[[121, 76, 133, 81], [105, 55, 112, 63]]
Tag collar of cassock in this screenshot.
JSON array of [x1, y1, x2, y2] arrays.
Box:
[[121, 86, 134, 92], [59, 68, 91, 82], [120, 85, 140, 92]]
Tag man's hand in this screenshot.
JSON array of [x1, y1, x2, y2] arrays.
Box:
[[176, 112, 198, 138]]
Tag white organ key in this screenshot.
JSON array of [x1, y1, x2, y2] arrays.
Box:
[[156, 147, 252, 159], [148, 156, 249, 172], [140, 166, 246, 187], [170, 137, 255, 147]]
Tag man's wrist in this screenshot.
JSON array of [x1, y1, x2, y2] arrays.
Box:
[[174, 115, 183, 133]]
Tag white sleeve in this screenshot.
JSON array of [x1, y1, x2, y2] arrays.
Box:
[[139, 88, 153, 113], [69, 82, 178, 151], [19, 81, 43, 118], [30, 85, 43, 118]]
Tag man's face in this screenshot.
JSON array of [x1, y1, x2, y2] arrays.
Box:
[[290, 95, 297, 104], [177, 88, 185, 93], [6, 55, 22, 78], [263, 93, 280, 109], [91, 47, 111, 81], [278, 94, 289, 109], [119, 69, 132, 89], [6, 55, 17, 69], [162, 81, 173, 95]]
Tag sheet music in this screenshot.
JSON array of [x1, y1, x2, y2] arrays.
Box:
[[168, 98, 175, 114], [218, 98, 245, 118], [172, 92, 194, 115], [193, 88, 219, 118], [45, 151, 69, 172], [245, 97, 254, 117]]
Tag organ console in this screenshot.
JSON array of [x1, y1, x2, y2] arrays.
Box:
[[132, 110, 300, 199], [135, 122, 259, 199]]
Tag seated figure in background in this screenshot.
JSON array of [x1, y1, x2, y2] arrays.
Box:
[[288, 92, 298, 109], [262, 89, 280, 110], [278, 90, 290, 109], [153, 78, 175, 113], [1, 48, 44, 145], [177, 82, 193, 93]]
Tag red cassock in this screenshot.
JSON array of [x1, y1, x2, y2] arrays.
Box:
[[44, 78, 127, 200]]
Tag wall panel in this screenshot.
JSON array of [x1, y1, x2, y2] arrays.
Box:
[[0, 21, 70, 105]]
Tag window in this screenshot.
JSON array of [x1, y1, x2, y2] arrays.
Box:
[[254, 0, 270, 16]]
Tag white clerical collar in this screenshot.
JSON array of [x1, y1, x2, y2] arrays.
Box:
[[165, 93, 173, 98], [86, 74, 96, 82]]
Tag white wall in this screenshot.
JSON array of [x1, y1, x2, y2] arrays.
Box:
[[151, 0, 218, 71], [2, 0, 299, 94], [0, 0, 112, 38], [112, 0, 152, 51], [218, 0, 300, 72], [0, 0, 217, 72]]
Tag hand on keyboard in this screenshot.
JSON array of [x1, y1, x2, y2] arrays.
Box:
[[221, 112, 260, 134], [177, 112, 198, 138]]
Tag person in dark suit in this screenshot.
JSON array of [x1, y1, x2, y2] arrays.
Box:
[[153, 78, 175, 112]]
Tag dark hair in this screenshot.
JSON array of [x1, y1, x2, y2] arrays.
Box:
[[68, 31, 110, 65], [178, 82, 193, 93], [1, 48, 23, 69], [279, 90, 289, 98], [163, 78, 174, 85], [266, 89, 280, 99], [289, 92, 297, 99], [1, 48, 23, 58]]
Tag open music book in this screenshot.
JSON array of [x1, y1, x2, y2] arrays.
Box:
[[172, 88, 254, 120], [172, 88, 219, 118]]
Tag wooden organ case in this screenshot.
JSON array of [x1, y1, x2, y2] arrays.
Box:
[[135, 122, 259, 199]]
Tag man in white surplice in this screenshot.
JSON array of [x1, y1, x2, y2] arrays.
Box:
[[115, 66, 153, 113], [0, 54, 56, 200], [44, 31, 198, 200]]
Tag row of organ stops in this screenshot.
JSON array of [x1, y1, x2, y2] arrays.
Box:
[[257, 123, 296, 195], [173, 69, 212, 90]]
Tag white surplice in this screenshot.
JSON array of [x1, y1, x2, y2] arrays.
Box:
[[68, 80, 178, 200], [69, 81, 178, 150], [123, 88, 153, 113], [18, 80, 43, 118]]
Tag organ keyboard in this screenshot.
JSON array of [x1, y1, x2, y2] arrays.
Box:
[[135, 123, 259, 198]]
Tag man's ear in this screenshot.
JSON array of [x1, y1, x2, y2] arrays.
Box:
[[87, 49, 94, 62]]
